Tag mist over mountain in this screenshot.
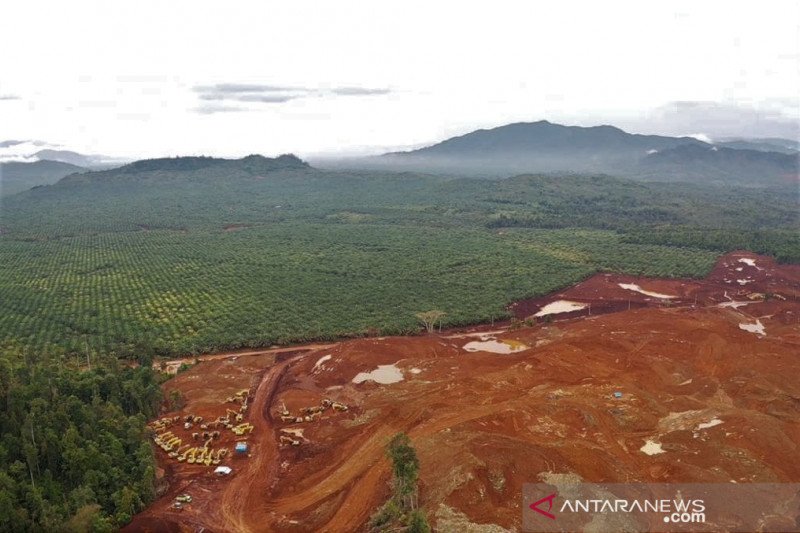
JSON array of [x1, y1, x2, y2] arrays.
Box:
[[319, 120, 798, 186], [714, 137, 799, 155], [0, 139, 126, 166], [0, 159, 87, 196]]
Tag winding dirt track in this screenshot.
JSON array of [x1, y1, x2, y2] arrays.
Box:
[[211, 360, 286, 532]]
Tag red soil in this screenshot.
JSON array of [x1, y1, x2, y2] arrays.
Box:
[[126, 252, 800, 532]]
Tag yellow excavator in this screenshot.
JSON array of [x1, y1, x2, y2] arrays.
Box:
[[186, 448, 198, 464], [170, 444, 190, 459], [232, 423, 254, 436], [212, 448, 227, 465], [163, 436, 182, 451]]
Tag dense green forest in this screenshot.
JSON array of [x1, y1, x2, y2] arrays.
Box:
[[0, 155, 797, 359], [0, 349, 162, 531]]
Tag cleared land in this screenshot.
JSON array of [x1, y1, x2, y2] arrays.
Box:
[[127, 252, 800, 532]]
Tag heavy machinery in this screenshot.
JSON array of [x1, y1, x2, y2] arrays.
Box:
[[332, 402, 349, 412], [178, 447, 195, 462], [232, 423, 253, 436], [303, 411, 322, 423], [212, 448, 227, 465], [170, 444, 191, 459], [186, 448, 198, 464], [154, 431, 174, 446], [163, 436, 182, 451], [279, 435, 301, 446], [225, 409, 242, 424]]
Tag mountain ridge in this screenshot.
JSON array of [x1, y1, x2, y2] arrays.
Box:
[[374, 120, 798, 186]]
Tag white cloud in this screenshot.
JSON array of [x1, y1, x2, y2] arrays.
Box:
[[687, 133, 713, 143], [0, 0, 797, 158]]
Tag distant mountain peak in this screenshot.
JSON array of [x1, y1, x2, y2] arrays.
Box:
[[373, 120, 793, 185]]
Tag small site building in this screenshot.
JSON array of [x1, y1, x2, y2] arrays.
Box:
[[235, 442, 248, 454]]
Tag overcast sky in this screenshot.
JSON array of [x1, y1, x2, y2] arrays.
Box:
[[0, 1, 798, 158]]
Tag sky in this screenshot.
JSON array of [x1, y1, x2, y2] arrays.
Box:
[[0, 0, 798, 159]]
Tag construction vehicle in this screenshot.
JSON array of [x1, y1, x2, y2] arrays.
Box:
[[212, 448, 227, 465], [163, 436, 181, 451], [321, 399, 333, 409], [184, 422, 193, 430], [331, 402, 349, 412], [279, 435, 301, 446], [302, 405, 324, 415], [303, 411, 322, 423], [175, 494, 192, 503], [170, 444, 191, 459], [154, 432, 174, 446], [178, 447, 195, 462], [186, 448, 198, 464], [232, 423, 253, 436]]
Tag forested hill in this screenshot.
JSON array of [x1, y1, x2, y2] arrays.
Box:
[[59, 153, 310, 183]]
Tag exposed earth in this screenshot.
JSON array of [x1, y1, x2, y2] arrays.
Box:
[[126, 251, 800, 532]]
